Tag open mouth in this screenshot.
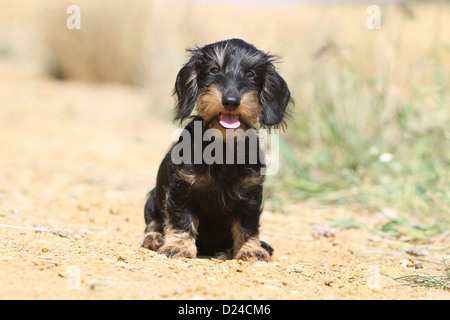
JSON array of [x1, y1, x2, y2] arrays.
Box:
[[219, 113, 241, 129]]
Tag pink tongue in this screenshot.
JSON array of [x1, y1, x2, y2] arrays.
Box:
[[219, 113, 240, 129]]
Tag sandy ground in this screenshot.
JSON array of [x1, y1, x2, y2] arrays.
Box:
[[0, 60, 449, 300]]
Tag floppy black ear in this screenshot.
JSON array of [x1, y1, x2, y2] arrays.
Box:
[[259, 65, 291, 127], [173, 50, 202, 124]]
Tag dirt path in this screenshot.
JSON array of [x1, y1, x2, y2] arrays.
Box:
[[0, 61, 449, 300]]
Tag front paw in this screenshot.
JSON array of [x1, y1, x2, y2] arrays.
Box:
[[141, 231, 164, 251], [234, 242, 271, 262], [158, 240, 197, 258]]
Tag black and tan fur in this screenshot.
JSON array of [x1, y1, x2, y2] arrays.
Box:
[[141, 39, 291, 261]]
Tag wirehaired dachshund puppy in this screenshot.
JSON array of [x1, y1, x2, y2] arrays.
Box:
[[141, 38, 291, 261]]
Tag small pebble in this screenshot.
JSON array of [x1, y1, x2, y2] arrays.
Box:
[[311, 226, 339, 239], [109, 206, 119, 215], [400, 259, 414, 268], [77, 203, 90, 211]]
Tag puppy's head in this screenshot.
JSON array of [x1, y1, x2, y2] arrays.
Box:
[[173, 38, 291, 131]]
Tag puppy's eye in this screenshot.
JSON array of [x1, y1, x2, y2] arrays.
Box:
[[246, 70, 256, 79], [210, 67, 219, 75]]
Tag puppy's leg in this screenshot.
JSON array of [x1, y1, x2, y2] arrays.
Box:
[[232, 218, 271, 262], [141, 189, 164, 251], [232, 177, 272, 261], [158, 182, 198, 258], [159, 223, 198, 258], [231, 194, 272, 262]]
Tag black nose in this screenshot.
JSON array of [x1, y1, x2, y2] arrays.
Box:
[[222, 96, 241, 110]]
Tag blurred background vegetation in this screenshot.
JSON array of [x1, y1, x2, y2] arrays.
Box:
[[0, 0, 448, 239]]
